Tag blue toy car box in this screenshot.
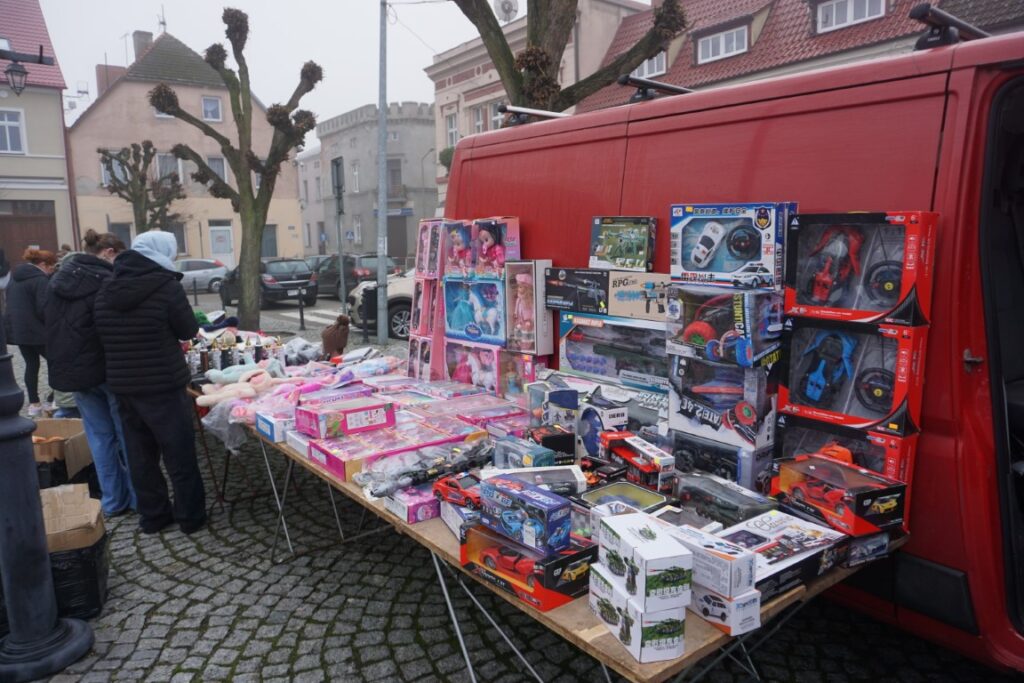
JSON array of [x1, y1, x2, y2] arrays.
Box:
[[480, 475, 572, 554]]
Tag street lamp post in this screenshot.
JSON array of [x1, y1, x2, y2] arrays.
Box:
[[0, 45, 55, 96]]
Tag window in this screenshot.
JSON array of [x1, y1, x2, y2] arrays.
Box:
[[261, 225, 278, 258], [446, 113, 458, 148], [698, 26, 748, 64], [252, 158, 265, 190], [314, 176, 321, 201], [304, 223, 312, 248], [632, 51, 667, 78], [818, 0, 884, 33], [387, 158, 402, 196], [0, 110, 24, 154], [166, 223, 186, 254], [153, 107, 173, 119], [201, 96, 222, 122], [207, 156, 226, 181], [109, 223, 132, 245], [302, 179, 309, 202], [350, 137, 357, 149], [352, 162, 360, 193], [389, 131, 400, 142], [156, 153, 179, 182], [100, 153, 128, 186], [473, 107, 485, 134], [353, 216, 363, 245], [0, 38, 10, 51], [490, 102, 504, 131]]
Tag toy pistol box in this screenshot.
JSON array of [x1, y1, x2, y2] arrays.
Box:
[[589, 216, 656, 272], [669, 431, 773, 495], [443, 279, 507, 346], [665, 285, 784, 367], [544, 268, 609, 314], [598, 512, 694, 612], [560, 312, 670, 393], [294, 398, 396, 440], [472, 217, 521, 279], [670, 202, 795, 289], [608, 271, 672, 322], [664, 524, 756, 598], [784, 211, 939, 326], [778, 318, 928, 437], [479, 475, 572, 554], [505, 260, 554, 355], [690, 584, 761, 636]]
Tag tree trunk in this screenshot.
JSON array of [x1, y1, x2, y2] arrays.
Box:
[[133, 202, 148, 235], [236, 197, 264, 330]]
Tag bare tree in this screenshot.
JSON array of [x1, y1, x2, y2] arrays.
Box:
[[99, 141, 186, 234], [148, 7, 321, 329]]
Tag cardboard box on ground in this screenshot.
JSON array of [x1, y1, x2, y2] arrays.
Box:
[[32, 418, 94, 488]]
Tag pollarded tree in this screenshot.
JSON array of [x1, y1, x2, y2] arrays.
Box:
[[148, 7, 322, 329], [99, 140, 186, 233], [452, 0, 686, 114]]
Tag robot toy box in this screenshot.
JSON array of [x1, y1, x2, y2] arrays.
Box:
[[673, 471, 777, 528], [667, 354, 776, 449], [670, 431, 773, 494], [608, 272, 671, 322], [778, 318, 928, 436], [505, 260, 554, 355], [414, 219, 447, 279], [784, 211, 939, 326], [589, 216, 656, 272], [560, 312, 670, 393], [666, 285, 784, 367], [670, 202, 795, 289], [544, 268, 609, 315], [479, 475, 573, 554], [443, 220, 474, 279], [444, 279, 506, 346], [444, 340, 501, 394], [472, 217, 521, 279]]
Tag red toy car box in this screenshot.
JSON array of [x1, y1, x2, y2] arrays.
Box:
[[784, 211, 939, 326]]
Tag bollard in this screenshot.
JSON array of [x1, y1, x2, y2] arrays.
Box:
[[297, 289, 306, 332], [192, 278, 199, 307], [361, 287, 371, 344]]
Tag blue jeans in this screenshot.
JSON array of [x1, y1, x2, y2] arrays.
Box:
[[74, 384, 137, 515]]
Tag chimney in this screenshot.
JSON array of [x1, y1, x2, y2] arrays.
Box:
[[132, 30, 153, 62], [95, 64, 127, 97]]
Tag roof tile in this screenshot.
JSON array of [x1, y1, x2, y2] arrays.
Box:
[[0, 0, 65, 90]]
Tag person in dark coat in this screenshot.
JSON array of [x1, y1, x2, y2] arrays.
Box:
[[6, 248, 56, 415], [46, 230, 136, 516], [94, 230, 205, 534]]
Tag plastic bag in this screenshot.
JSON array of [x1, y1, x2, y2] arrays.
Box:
[[201, 399, 248, 450]]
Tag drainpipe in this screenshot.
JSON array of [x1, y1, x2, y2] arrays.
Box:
[[62, 123, 81, 246]]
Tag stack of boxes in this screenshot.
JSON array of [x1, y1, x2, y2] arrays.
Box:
[[409, 219, 449, 381]]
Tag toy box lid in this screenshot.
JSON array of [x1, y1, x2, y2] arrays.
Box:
[[599, 512, 691, 562]]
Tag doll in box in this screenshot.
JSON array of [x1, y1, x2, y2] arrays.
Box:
[[448, 283, 476, 331], [472, 282, 503, 336], [511, 272, 535, 347], [447, 224, 473, 277], [469, 349, 498, 393], [416, 224, 431, 274], [475, 222, 506, 277], [449, 346, 474, 384]]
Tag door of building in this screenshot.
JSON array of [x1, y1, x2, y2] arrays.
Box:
[[0, 200, 57, 262], [261, 224, 278, 258], [209, 220, 234, 268]]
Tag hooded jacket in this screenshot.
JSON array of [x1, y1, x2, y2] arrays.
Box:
[[94, 250, 199, 395], [44, 254, 114, 391], [5, 263, 50, 346]]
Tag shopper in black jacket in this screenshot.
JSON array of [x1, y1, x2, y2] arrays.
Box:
[[46, 230, 136, 516], [6, 248, 56, 414], [94, 230, 205, 534]]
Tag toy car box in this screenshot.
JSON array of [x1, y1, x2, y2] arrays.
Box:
[[443, 340, 501, 394], [414, 219, 447, 279], [608, 272, 671, 322], [665, 285, 784, 367], [598, 512, 693, 612], [493, 436, 567, 468], [778, 318, 928, 437], [472, 217, 521, 279], [598, 431, 676, 494], [443, 220, 475, 279], [589, 562, 687, 664], [526, 380, 579, 429], [443, 279, 507, 346], [662, 524, 756, 598], [690, 584, 761, 636], [650, 505, 722, 534], [498, 351, 548, 403], [668, 354, 775, 449], [479, 475, 572, 553], [589, 216, 656, 272], [670, 202, 795, 289], [483, 465, 587, 496], [505, 260, 554, 355], [576, 397, 629, 462], [784, 211, 939, 326], [560, 312, 670, 393], [673, 471, 778, 528], [441, 500, 479, 542], [255, 411, 294, 443], [294, 398, 396, 440], [384, 484, 441, 524], [772, 454, 907, 536], [576, 481, 669, 514], [842, 530, 892, 567], [670, 431, 773, 494], [544, 268, 609, 314]]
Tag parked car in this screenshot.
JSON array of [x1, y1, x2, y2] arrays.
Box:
[[347, 269, 414, 340], [175, 258, 227, 293], [219, 258, 318, 308], [316, 253, 403, 300], [304, 254, 332, 272]]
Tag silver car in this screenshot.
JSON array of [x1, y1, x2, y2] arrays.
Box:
[[175, 258, 228, 293]]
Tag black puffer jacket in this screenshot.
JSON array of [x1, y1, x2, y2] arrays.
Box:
[[5, 263, 49, 346], [94, 250, 199, 395], [45, 254, 114, 392]]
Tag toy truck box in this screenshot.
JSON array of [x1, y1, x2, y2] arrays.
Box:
[[598, 431, 676, 494], [443, 279, 507, 346], [472, 217, 521, 279], [589, 216, 656, 272], [505, 260, 554, 355], [662, 524, 756, 598], [670, 202, 795, 289], [608, 271, 671, 321], [669, 430, 773, 494], [598, 512, 694, 612], [560, 312, 670, 393], [784, 211, 939, 326], [690, 584, 761, 636], [479, 475, 572, 554], [294, 398, 396, 439], [544, 268, 609, 314]]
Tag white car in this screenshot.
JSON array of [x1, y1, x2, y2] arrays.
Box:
[[690, 221, 728, 269], [347, 269, 415, 339], [697, 593, 728, 621], [731, 262, 772, 288]]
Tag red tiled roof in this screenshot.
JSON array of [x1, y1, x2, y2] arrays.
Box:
[[0, 0, 65, 90], [577, 0, 1024, 112]]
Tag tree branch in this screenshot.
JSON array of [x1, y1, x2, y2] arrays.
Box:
[[149, 84, 233, 148], [452, 0, 523, 105], [171, 142, 240, 206]]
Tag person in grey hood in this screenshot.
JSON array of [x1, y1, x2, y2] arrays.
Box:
[[94, 230, 205, 534]]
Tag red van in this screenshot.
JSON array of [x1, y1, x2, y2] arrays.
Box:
[[445, 30, 1024, 672]]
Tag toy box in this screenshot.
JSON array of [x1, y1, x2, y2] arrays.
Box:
[[778, 319, 928, 436], [285, 430, 311, 459], [384, 484, 441, 524], [506, 260, 554, 355], [843, 531, 892, 567], [665, 285, 784, 367], [784, 211, 939, 325], [479, 475, 572, 553], [690, 585, 761, 636], [486, 413, 530, 439], [669, 431, 773, 494], [673, 471, 777, 528], [526, 379, 579, 429], [589, 501, 643, 543], [668, 354, 775, 449], [352, 439, 493, 498], [407, 336, 438, 382], [472, 217, 521, 279], [589, 216, 656, 272], [255, 411, 294, 443], [298, 384, 375, 406], [414, 219, 446, 279], [577, 481, 669, 513], [542, 370, 669, 434], [589, 562, 687, 664], [444, 279, 507, 346], [483, 465, 587, 496], [443, 220, 474, 279], [529, 425, 576, 458], [560, 312, 670, 393], [493, 436, 562, 468], [544, 268, 609, 314], [456, 404, 526, 427], [774, 413, 917, 483], [361, 374, 422, 393], [414, 392, 512, 417], [294, 398, 396, 440], [498, 351, 548, 403], [670, 202, 795, 289], [441, 500, 479, 541], [772, 454, 906, 536], [608, 271, 671, 321], [598, 432, 675, 494], [598, 512, 693, 611], [444, 340, 501, 394], [419, 379, 486, 400], [650, 505, 722, 534], [663, 524, 756, 598], [382, 390, 436, 408], [410, 279, 435, 337], [576, 396, 629, 462]]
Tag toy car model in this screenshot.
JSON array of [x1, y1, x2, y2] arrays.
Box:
[[432, 472, 482, 509], [697, 593, 728, 620], [561, 559, 590, 582], [804, 225, 864, 305], [797, 331, 857, 407], [870, 497, 899, 514], [690, 221, 728, 269], [480, 545, 540, 587], [731, 262, 772, 288], [500, 508, 545, 540], [787, 459, 854, 515]]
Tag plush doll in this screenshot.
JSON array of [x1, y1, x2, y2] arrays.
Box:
[[206, 357, 259, 385], [196, 382, 257, 407], [475, 223, 505, 277]]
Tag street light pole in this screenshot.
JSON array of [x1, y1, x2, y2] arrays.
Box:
[[376, 0, 389, 343]]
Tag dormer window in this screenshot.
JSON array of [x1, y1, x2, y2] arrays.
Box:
[[632, 51, 667, 79], [697, 26, 748, 64], [817, 0, 884, 33]]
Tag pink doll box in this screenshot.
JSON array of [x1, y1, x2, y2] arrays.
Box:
[[443, 220, 474, 279], [298, 384, 374, 407], [411, 279, 435, 337], [380, 390, 436, 408], [294, 398, 396, 439], [443, 339, 502, 393], [412, 392, 514, 417], [420, 380, 486, 400], [444, 279, 507, 347], [362, 374, 424, 393], [505, 260, 553, 355], [385, 484, 441, 524], [498, 351, 549, 404], [456, 404, 527, 426], [415, 220, 447, 279], [486, 413, 531, 439], [472, 217, 521, 279]]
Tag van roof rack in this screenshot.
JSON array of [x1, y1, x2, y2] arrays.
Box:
[[497, 104, 571, 126], [617, 74, 693, 104], [910, 3, 990, 50]]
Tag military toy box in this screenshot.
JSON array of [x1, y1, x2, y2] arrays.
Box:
[[598, 512, 694, 612]]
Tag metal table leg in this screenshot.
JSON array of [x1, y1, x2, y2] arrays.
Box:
[[260, 438, 296, 563], [194, 404, 225, 512], [432, 552, 478, 683]]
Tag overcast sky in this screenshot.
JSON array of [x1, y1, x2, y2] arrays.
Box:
[[40, 0, 489, 132]]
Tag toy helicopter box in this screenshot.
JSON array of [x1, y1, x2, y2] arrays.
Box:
[[505, 260, 554, 355], [608, 272, 672, 322], [670, 202, 795, 290], [544, 268, 609, 314], [443, 279, 507, 346], [784, 211, 939, 326], [559, 312, 670, 393], [589, 216, 656, 272], [598, 512, 693, 612]]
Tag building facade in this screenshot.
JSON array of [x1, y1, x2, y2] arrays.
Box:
[[313, 102, 437, 262], [296, 145, 328, 256], [0, 0, 76, 260], [68, 31, 302, 267]]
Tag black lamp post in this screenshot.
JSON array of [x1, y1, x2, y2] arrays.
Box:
[[4, 61, 27, 95], [0, 45, 55, 97]]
